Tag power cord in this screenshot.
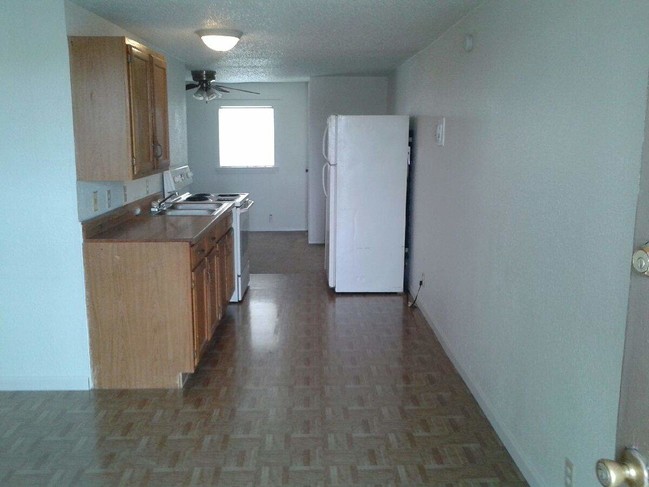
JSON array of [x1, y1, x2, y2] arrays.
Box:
[[408, 278, 423, 308]]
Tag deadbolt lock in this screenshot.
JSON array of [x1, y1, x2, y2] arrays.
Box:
[[596, 448, 649, 487]]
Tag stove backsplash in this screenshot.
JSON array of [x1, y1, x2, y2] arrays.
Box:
[[77, 173, 165, 222]]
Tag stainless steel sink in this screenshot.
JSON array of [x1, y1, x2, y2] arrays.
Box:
[[163, 208, 219, 216], [159, 201, 231, 217], [172, 202, 223, 211]]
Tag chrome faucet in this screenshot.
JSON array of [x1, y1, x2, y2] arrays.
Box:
[[151, 192, 179, 214]]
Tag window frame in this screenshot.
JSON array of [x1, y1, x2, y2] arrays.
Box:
[[216, 101, 277, 173]]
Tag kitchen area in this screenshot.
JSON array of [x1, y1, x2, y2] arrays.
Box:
[[65, 33, 255, 389], [70, 49, 392, 391], [62, 13, 390, 390], [60, 22, 313, 392], [54, 3, 387, 388], [58, 22, 334, 395]]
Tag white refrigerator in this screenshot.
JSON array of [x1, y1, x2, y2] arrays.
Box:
[[322, 115, 409, 293]]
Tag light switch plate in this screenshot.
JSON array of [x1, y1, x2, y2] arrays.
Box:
[[435, 117, 446, 146]]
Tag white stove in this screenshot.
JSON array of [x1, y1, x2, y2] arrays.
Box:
[[217, 193, 253, 302], [162, 166, 253, 302]]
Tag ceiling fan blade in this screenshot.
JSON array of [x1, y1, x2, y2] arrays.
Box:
[[213, 86, 230, 93], [185, 83, 199, 90], [213, 84, 260, 95]]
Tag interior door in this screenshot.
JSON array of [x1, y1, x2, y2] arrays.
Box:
[[613, 85, 649, 476]]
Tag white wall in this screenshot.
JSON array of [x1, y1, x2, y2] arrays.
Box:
[[307, 76, 389, 243], [187, 83, 308, 231], [0, 0, 90, 390], [65, 1, 189, 221], [393, 2, 649, 486]]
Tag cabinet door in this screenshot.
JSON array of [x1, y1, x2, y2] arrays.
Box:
[[217, 229, 236, 310], [207, 247, 221, 339], [127, 45, 154, 178], [69, 37, 132, 181], [224, 229, 236, 302], [217, 240, 228, 312], [151, 54, 170, 171], [191, 259, 209, 366]]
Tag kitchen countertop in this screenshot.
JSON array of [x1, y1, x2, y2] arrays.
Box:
[[85, 203, 234, 244]]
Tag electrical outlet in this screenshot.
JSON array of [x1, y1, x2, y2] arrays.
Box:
[[564, 457, 573, 487], [92, 191, 99, 212], [106, 189, 112, 208], [420, 272, 425, 287], [269, 213, 273, 223], [146, 179, 150, 194], [123, 185, 128, 203]]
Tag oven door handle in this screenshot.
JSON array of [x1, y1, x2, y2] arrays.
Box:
[[239, 199, 254, 213]]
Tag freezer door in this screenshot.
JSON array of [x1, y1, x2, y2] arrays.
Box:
[[333, 115, 409, 293]]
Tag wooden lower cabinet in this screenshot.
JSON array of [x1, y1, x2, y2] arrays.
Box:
[[192, 229, 234, 366], [84, 215, 234, 389], [191, 258, 209, 367], [207, 246, 222, 334]]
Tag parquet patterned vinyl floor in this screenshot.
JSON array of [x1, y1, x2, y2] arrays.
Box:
[[0, 232, 528, 486]]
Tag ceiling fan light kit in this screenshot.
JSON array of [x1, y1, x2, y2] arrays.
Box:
[[185, 70, 261, 103], [196, 28, 242, 52], [193, 86, 220, 102]]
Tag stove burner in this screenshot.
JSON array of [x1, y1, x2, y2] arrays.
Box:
[[185, 193, 214, 202], [218, 193, 242, 197]]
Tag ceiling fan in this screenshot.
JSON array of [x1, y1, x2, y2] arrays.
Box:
[[185, 70, 260, 102]]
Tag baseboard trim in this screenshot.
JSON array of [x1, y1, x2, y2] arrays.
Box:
[[0, 375, 91, 391], [411, 299, 543, 487]]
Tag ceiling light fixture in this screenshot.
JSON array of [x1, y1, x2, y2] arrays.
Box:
[[196, 29, 242, 52], [193, 84, 221, 102]]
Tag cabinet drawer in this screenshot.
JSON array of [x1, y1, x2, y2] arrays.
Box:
[[211, 212, 233, 244]]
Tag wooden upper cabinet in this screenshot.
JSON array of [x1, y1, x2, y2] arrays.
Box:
[[68, 36, 170, 181]]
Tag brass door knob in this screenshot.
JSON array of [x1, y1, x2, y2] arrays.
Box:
[[596, 448, 649, 487]]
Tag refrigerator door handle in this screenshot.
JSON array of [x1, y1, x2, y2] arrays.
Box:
[[322, 163, 329, 197], [322, 123, 329, 162]]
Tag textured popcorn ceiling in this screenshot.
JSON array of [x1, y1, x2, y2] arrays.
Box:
[[70, 0, 481, 82]]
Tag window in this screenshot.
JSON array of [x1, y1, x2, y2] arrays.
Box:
[[218, 106, 275, 168]]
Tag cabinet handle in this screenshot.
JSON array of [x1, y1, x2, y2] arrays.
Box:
[[153, 142, 162, 159]]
